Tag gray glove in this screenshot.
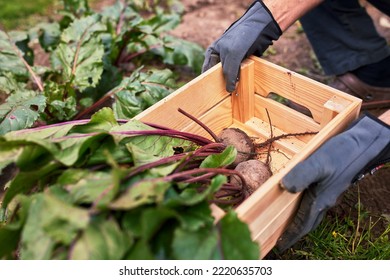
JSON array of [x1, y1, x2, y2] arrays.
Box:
[[201, 0, 282, 92], [276, 114, 390, 252]]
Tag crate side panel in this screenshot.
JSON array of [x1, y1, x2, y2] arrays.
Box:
[[135, 64, 229, 130], [232, 59, 255, 123], [253, 94, 321, 136], [181, 97, 233, 138], [256, 193, 301, 259], [250, 56, 359, 124]]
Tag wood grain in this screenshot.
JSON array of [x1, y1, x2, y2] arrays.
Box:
[[135, 57, 362, 259]]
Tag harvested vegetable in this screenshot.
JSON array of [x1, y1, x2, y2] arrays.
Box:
[[217, 127, 255, 167], [230, 160, 272, 197], [0, 108, 259, 260]]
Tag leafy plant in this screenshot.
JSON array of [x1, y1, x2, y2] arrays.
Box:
[[0, 108, 259, 260], [0, 0, 204, 134]]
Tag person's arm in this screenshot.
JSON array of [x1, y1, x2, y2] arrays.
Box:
[[263, 0, 323, 31]]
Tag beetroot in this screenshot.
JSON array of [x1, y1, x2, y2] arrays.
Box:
[[218, 127, 255, 167], [230, 159, 272, 196]]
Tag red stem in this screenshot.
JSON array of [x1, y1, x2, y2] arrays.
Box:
[[178, 108, 220, 142]]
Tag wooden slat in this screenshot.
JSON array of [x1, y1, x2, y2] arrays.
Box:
[[320, 95, 353, 128], [232, 59, 255, 123], [249, 56, 360, 124], [255, 193, 300, 259], [181, 97, 233, 138], [244, 117, 308, 155], [253, 94, 321, 136], [135, 63, 229, 130]]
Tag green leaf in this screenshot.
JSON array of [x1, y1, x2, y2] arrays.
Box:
[[0, 141, 23, 174], [110, 180, 170, 210], [200, 146, 237, 168], [125, 143, 161, 167], [0, 90, 46, 135], [125, 142, 182, 178], [2, 161, 61, 208], [54, 133, 110, 166], [38, 22, 61, 51], [140, 207, 176, 241], [43, 81, 77, 121], [53, 15, 106, 92], [70, 218, 132, 260], [139, 9, 181, 34], [110, 118, 196, 158], [172, 225, 218, 260], [113, 89, 145, 118], [140, 69, 175, 107], [85, 137, 133, 166], [0, 224, 21, 259], [125, 239, 154, 260], [101, 0, 137, 30], [121, 208, 143, 238], [4, 122, 75, 142], [58, 169, 119, 207], [0, 72, 26, 94], [153, 35, 205, 74], [69, 107, 118, 134], [5, 122, 113, 168], [20, 193, 90, 259], [165, 175, 226, 207], [125, 136, 192, 164], [10, 31, 34, 66], [144, 222, 176, 260], [219, 210, 260, 260], [0, 30, 29, 77], [15, 143, 52, 171], [176, 201, 214, 231], [113, 69, 174, 119], [0, 195, 32, 259]]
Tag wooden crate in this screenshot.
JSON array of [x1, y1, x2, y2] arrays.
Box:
[[134, 56, 362, 259]]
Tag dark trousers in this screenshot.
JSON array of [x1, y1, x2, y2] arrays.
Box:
[[300, 0, 390, 75]]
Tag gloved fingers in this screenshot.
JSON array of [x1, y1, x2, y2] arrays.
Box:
[[275, 190, 326, 252], [281, 154, 325, 193], [202, 48, 220, 73], [221, 54, 243, 93], [202, 46, 240, 93]]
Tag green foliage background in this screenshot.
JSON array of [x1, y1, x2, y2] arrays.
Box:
[[0, 0, 57, 30], [0, 0, 205, 134]]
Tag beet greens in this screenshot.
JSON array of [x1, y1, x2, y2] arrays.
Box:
[[0, 107, 259, 260]]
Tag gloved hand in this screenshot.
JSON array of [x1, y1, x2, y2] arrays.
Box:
[[276, 113, 390, 252], [201, 0, 282, 93]]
